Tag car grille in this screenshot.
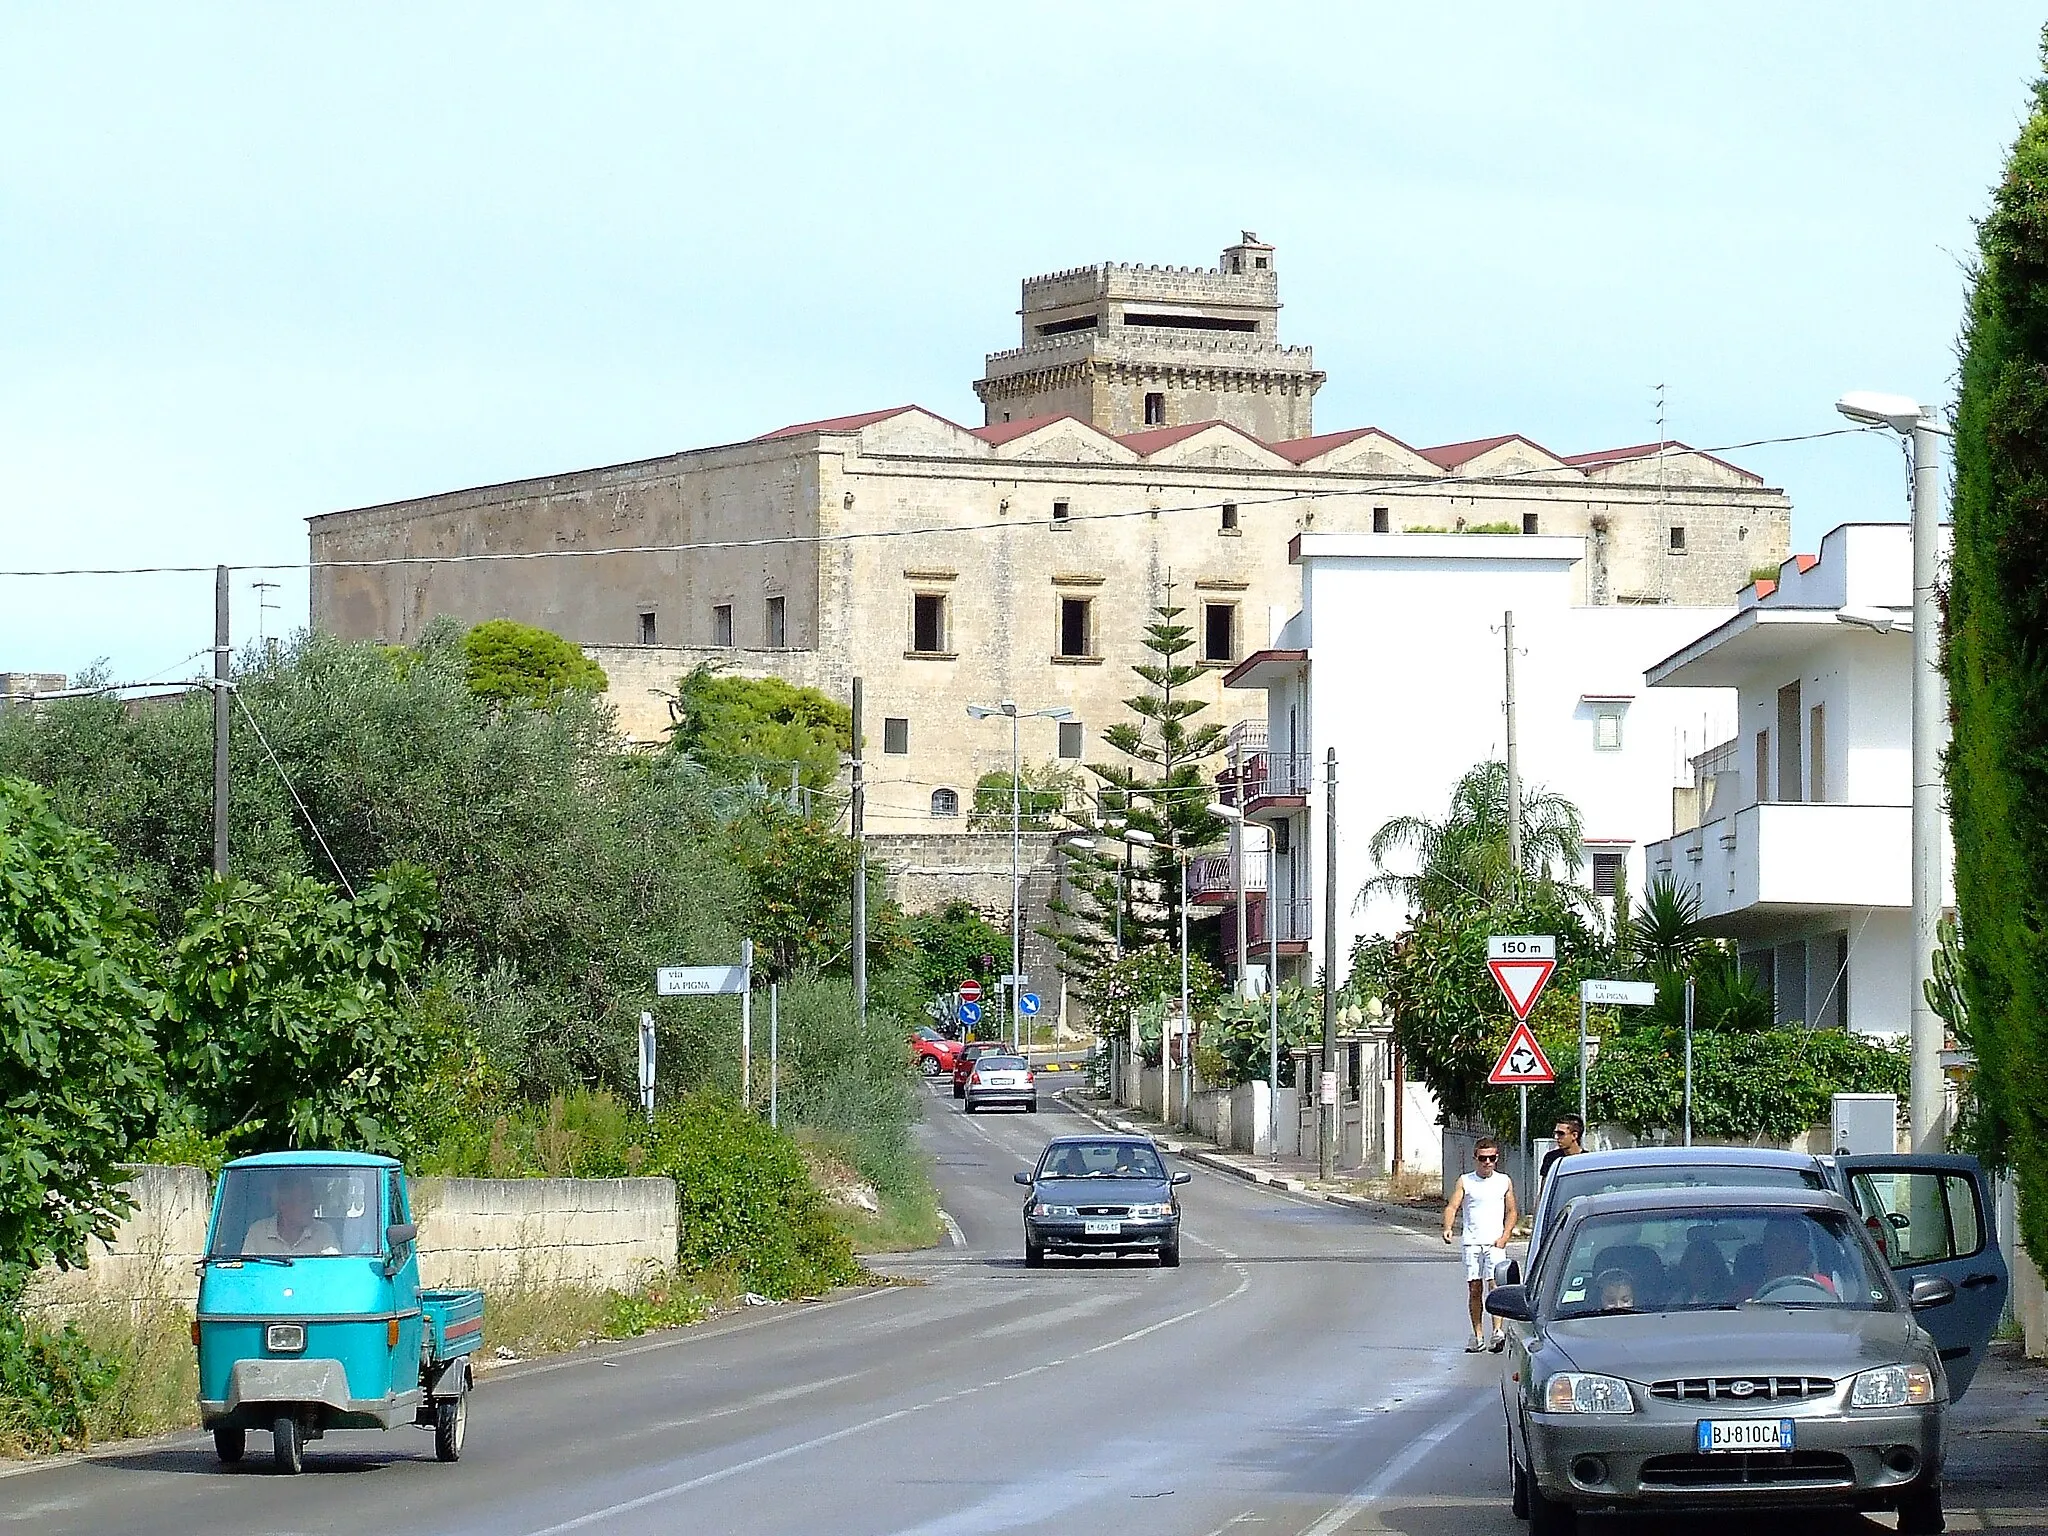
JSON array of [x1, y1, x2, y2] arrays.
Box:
[[1648, 1375, 1837, 1404], [1078, 1206, 1130, 1218], [1639, 1452, 1855, 1489]]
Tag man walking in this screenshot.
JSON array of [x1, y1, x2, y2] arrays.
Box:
[[1443, 1137, 1518, 1352], [1540, 1114, 1585, 1181]]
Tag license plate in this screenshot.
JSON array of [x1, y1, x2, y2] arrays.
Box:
[[1697, 1418, 1794, 1454], [1084, 1220, 1122, 1236]]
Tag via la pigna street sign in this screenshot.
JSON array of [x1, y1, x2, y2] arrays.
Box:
[[1580, 978, 1658, 1007], [1488, 1019, 1557, 1086], [656, 965, 749, 997], [958, 980, 982, 1004], [1486, 934, 1556, 1021]]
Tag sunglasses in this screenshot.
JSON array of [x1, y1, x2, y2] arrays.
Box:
[[1476, 1153, 1499, 1162]]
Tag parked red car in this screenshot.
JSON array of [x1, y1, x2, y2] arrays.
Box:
[[910, 1027, 964, 1078]]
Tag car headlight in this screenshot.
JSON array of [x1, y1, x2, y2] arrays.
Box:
[[1129, 1202, 1172, 1217], [1849, 1364, 1935, 1409], [1543, 1373, 1635, 1414], [1034, 1202, 1078, 1217]]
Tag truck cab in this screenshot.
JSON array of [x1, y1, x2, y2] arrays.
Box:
[[196, 1151, 482, 1472]]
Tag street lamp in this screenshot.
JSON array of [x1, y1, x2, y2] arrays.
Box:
[[968, 700, 1073, 1050], [1835, 391, 1950, 1152]]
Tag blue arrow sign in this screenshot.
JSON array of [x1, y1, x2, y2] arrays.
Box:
[[957, 1000, 982, 1026], [1018, 993, 1041, 1016]]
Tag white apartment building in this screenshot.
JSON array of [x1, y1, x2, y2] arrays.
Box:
[[1642, 523, 1943, 1038], [1222, 533, 1737, 984]]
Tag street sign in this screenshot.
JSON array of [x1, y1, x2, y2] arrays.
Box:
[[958, 980, 982, 1004], [656, 964, 749, 997], [1487, 937, 1556, 1021], [1018, 993, 1041, 1017], [1000, 973, 1028, 987], [1488, 1020, 1557, 1086], [1580, 978, 1657, 1007], [958, 1000, 983, 1026], [1487, 934, 1555, 960]]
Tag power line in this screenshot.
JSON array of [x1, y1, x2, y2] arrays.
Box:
[[0, 426, 1884, 580], [231, 688, 356, 899]]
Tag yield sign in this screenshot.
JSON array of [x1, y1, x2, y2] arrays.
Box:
[[1487, 955, 1556, 1021], [1488, 1019, 1557, 1086]]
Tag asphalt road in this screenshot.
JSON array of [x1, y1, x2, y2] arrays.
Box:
[[2, 1090, 2040, 1535]]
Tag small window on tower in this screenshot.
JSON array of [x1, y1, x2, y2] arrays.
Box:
[[1372, 506, 1390, 534], [1203, 602, 1236, 663], [911, 593, 948, 654], [1144, 393, 1165, 426], [712, 605, 734, 647], [638, 610, 657, 644], [883, 717, 909, 755], [765, 595, 786, 648], [1253, 256, 1269, 270], [1051, 499, 1071, 525], [1059, 597, 1093, 658], [1669, 525, 1687, 552], [1220, 503, 1239, 533]]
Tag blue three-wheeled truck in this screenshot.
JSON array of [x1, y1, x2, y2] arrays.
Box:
[[195, 1151, 485, 1473]]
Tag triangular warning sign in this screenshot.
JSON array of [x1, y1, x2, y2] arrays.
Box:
[[1488, 1019, 1557, 1086], [1487, 956, 1556, 1021]]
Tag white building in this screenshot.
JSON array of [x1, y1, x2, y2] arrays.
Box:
[[1641, 523, 1943, 1038], [1221, 533, 1737, 985]]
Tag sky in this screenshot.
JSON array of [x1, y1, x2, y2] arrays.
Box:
[[3, 3, 2043, 681]]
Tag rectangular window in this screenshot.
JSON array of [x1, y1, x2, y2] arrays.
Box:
[[1057, 720, 1083, 759], [1755, 730, 1771, 804], [1372, 506, 1390, 534], [765, 595, 786, 649], [1594, 707, 1624, 751], [638, 610, 657, 645], [1776, 682, 1804, 803], [1253, 255, 1268, 270], [1144, 392, 1165, 426], [912, 593, 947, 654], [1059, 597, 1092, 658], [1808, 703, 1827, 803], [1203, 602, 1236, 663], [1590, 850, 1624, 898], [1051, 499, 1071, 525], [712, 604, 734, 647], [1220, 502, 1239, 533], [1522, 512, 1539, 535], [1669, 525, 1687, 552], [883, 717, 909, 755]]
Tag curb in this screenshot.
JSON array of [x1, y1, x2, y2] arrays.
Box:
[[1057, 1091, 1444, 1231]]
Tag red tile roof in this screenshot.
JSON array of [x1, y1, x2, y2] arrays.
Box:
[[1114, 420, 1230, 455], [1415, 434, 1560, 470], [1793, 553, 1818, 573], [759, 406, 935, 440], [1562, 440, 1763, 485], [969, 414, 1087, 445], [1267, 426, 1414, 465], [1752, 578, 1778, 598]]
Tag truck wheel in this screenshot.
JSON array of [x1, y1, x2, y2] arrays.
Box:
[[1897, 1481, 1944, 1535], [434, 1392, 468, 1462], [271, 1415, 304, 1475], [213, 1426, 245, 1464]]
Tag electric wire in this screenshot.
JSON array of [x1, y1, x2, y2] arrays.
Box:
[[231, 687, 357, 899]]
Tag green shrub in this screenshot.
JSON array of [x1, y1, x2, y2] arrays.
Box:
[[1589, 1028, 1908, 1143], [0, 1312, 121, 1455]]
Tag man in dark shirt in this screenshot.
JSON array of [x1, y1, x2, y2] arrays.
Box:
[[1539, 1114, 1584, 1180]]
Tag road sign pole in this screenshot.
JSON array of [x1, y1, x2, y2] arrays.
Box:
[[741, 938, 754, 1108], [769, 982, 779, 1129], [1578, 994, 1588, 1127], [1683, 976, 1696, 1147], [1520, 1085, 1529, 1215]]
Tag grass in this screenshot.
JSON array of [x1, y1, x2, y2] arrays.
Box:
[[798, 1135, 945, 1254], [0, 1301, 197, 1456], [480, 1271, 738, 1360]]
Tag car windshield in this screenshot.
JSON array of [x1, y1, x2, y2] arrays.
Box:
[[1546, 1162, 1825, 1220], [209, 1166, 384, 1258], [977, 1056, 1026, 1071], [1548, 1208, 1892, 1319], [1038, 1142, 1165, 1180]]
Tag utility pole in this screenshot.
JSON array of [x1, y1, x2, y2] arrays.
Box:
[[851, 677, 867, 1030], [1232, 734, 1247, 998], [1502, 611, 1523, 890], [1009, 707, 1022, 1052], [1320, 747, 1338, 1182], [212, 565, 230, 879]]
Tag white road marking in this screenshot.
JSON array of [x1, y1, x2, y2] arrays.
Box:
[[1292, 1394, 1490, 1536], [939, 1209, 965, 1247]]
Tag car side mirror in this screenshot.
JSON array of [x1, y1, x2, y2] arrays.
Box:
[[1910, 1276, 1956, 1311], [1014, 1171, 1033, 1186], [1887, 1212, 1912, 1229], [1484, 1284, 1533, 1323], [1171, 1172, 1192, 1186], [386, 1222, 417, 1250], [1493, 1258, 1522, 1288]]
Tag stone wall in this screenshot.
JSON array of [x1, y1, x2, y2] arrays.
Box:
[[22, 1165, 212, 1315]]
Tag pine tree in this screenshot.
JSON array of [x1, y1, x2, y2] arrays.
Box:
[[1047, 585, 1227, 1000]]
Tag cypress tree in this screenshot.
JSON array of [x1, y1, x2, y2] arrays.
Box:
[[1947, 28, 2048, 1269]]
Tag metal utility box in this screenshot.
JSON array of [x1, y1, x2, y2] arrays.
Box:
[[1830, 1093, 1898, 1155]]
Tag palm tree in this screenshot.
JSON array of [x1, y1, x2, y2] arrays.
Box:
[[1358, 760, 1589, 918]]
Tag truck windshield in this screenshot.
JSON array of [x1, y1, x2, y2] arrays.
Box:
[[209, 1166, 383, 1258]]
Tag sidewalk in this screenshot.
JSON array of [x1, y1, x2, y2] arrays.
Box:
[[1058, 1090, 1446, 1232]]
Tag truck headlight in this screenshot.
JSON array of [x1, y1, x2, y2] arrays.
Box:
[[1850, 1364, 1935, 1408], [265, 1323, 305, 1353], [1543, 1373, 1635, 1414], [1129, 1203, 1172, 1217]]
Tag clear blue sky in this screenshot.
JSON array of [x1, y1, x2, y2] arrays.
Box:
[[3, 4, 2042, 679]]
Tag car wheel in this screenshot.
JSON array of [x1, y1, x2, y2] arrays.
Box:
[[1897, 1481, 1944, 1535], [213, 1426, 245, 1464], [1510, 1456, 1529, 1519], [1026, 1099, 1038, 1113], [1025, 1240, 1044, 1268], [434, 1391, 467, 1462], [271, 1415, 304, 1475], [953, 1084, 964, 1099], [1525, 1474, 1573, 1536], [1158, 1240, 1180, 1268], [920, 1056, 941, 1077]]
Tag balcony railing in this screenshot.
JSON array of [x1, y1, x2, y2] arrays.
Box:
[[1187, 851, 1267, 901], [1235, 749, 1314, 808]]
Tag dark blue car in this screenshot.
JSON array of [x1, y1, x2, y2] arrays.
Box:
[[1014, 1134, 1191, 1267]]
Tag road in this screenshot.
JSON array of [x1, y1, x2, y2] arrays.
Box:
[[2, 1090, 2041, 1534]]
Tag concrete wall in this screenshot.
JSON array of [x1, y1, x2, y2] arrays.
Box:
[[2015, 1237, 2047, 1362]]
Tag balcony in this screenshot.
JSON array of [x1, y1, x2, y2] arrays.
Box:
[[1223, 893, 1312, 962], [1645, 802, 1945, 935], [1233, 749, 1314, 819], [1187, 851, 1267, 905]]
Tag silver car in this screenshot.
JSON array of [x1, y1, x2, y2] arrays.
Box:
[[963, 1054, 1036, 1114], [1489, 1186, 1954, 1535]]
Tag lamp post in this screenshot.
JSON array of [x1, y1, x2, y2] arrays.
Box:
[[968, 700, 1073, 1051], [1835, 391, 1950, 1153]]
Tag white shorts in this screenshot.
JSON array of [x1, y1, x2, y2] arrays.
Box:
[[1463, 1243, 1506, 1282]]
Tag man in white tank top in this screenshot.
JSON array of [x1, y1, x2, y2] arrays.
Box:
[[1442, 1137, 1519, 1352]]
